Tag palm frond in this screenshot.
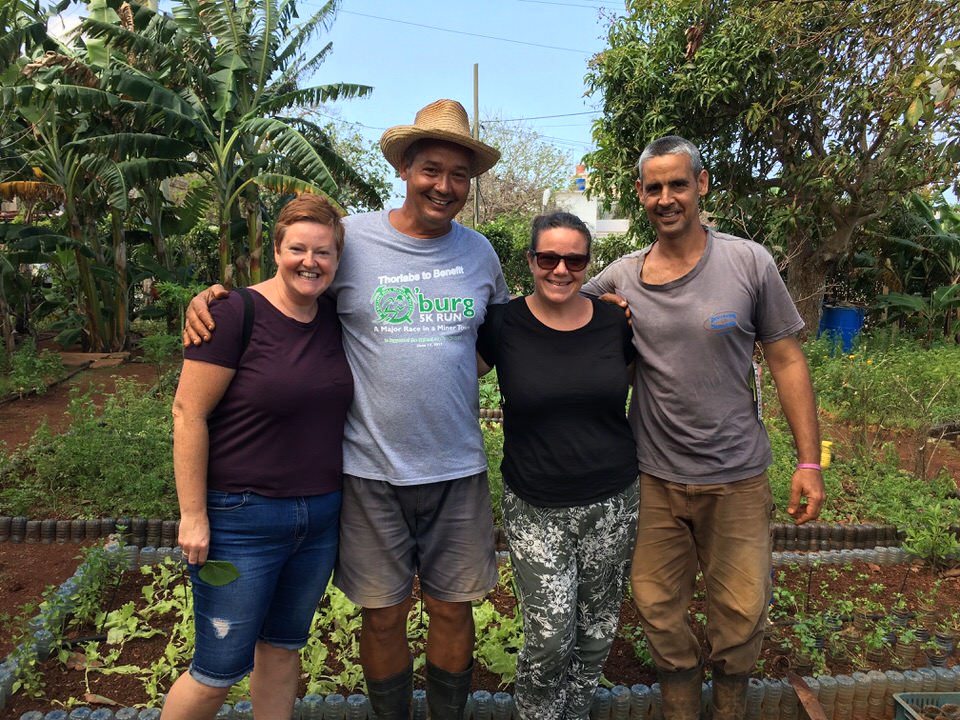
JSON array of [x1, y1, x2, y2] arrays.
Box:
[[66, 133, 193, 159], [274, 40, 333, 89], [250, 0, 279, 96], [200, 0, 248, 59], [278, 115, 383, 209], [117, 157, 197, 187], [254, 173, 344, 213], [81, 18, 180, 73], [172, 0, 212, 46], [242, 116, 339, 197], [163, 182, 215, 235], [0, 21, 49, 70], [272, 0, 338, 73], [258, 82, 372, 116], [81, 155, 129, 210]]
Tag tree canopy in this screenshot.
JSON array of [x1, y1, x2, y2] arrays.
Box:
[[585, 0, 960, 330], [465, 113, 573, 226]]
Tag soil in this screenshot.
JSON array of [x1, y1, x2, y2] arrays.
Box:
[[0, 355, 165, 451], [1, 543, 958, 717], [1, 356, 959, 714]]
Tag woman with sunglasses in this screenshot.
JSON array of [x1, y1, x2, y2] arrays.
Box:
[[477, 211, 638, 720]]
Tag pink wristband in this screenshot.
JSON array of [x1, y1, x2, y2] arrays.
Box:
[[796, 463, 822, 471]]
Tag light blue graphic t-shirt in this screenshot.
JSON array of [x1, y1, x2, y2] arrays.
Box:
[[329, 210, 509, 485]]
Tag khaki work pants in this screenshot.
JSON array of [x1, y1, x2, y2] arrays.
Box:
[[631, 472, 773, 675]]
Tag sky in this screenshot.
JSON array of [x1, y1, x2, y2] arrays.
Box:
[[311, 0, 624, 185], [50, 0, 625, 198]]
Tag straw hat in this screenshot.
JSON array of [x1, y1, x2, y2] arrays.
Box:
[[380, 99, 501, 178]]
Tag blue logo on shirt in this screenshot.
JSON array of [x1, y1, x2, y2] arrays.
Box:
[[705, 311, 739, 334]]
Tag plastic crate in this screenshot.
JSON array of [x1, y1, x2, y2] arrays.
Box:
[[894, 693, 960, 720]]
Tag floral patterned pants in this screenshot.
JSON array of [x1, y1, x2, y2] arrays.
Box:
[[502, 481, 639, 720]]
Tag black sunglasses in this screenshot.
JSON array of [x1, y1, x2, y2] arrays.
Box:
[[530, 251, 590, 272]]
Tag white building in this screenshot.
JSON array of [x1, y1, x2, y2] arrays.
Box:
[[549, 189, 631, 238]]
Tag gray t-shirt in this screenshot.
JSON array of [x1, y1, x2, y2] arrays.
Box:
[[582, 229, 804, 484], [330, 210, 509, 485]]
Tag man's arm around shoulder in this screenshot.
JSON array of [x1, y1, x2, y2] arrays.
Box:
[[183, 284, 231, 346], [582, 259, 631, 319]]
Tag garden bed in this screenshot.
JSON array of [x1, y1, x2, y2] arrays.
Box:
[[1, 540, 958, 717]]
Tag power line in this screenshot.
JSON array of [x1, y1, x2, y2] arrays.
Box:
[[339, 10, 593, 54], [516, 0, 622, 8], [537, 134, 595, 149], [485, 111, 599, 123], [315, 111, 599, 147], [313, 110, 389, 132]]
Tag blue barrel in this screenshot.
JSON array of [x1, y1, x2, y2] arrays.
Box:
[[818, 305, 865, 352]]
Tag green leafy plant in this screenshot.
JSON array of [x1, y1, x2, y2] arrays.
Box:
[[473, 564, 524, 686], [902, 501, 960, 569], [479, 369, 501, 410], [197, 561, 239, 587], [301, 585, 364, 696], [0, 340, 65, 398], [790, 613, 828, 675], [483, 422, 505, 526], [0, 379, 176, 517], [620, 623, 655, 667], [937, 611, 960, 635], [137, 333, 181, 394], [862, 617, 894, 652]]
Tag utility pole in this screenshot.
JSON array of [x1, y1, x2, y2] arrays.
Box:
[[473, 63, 480, 228]]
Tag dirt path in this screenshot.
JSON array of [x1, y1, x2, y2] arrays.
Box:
[[0, 357, 172, 451]]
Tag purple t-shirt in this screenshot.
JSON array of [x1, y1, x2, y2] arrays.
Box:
[[183, 290, 353, 497]]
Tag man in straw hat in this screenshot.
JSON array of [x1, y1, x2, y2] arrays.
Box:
[[184, 99, 508, 720]]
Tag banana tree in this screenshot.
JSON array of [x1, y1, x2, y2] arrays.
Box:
[[83, 0, 383, 285], [876, 193, 960, 341], [875, 284, 960, 344], [2, 53, 193, 349]]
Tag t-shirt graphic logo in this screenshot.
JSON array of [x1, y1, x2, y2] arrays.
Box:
[[372, 286, 416, 324]]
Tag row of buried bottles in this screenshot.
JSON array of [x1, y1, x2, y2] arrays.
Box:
[[0, 516, 179, 548], [0, 517, 935, 552], [770, 523, 906, 551], [114, 543, 932, 573], [8, 667, 960, 720]]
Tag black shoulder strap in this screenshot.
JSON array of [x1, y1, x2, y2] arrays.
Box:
[[236, 287, 255, 354]]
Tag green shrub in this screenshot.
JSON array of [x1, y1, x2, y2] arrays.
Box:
[[807, 336, 960, 432], [483, 422, 504, 526], [0, 340, 65, 397], [0, 379, 176, 517], [479, 214, 534, 296]]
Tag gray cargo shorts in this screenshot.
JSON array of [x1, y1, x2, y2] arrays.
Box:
[[333, 472, 498, 608]]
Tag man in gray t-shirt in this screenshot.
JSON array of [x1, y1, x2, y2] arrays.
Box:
[[185, 100, 508, 720], [582, 136, 824, 720]]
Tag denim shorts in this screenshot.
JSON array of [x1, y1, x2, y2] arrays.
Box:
[[188, 489, 341, 688], [333, 473, 497, 608]]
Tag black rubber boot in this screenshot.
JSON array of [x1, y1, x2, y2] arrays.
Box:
[[710, 668, 750, 720], [658, 664, 704, 720], [365, 664, 412, 720], [425, 659, 473, 720]]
